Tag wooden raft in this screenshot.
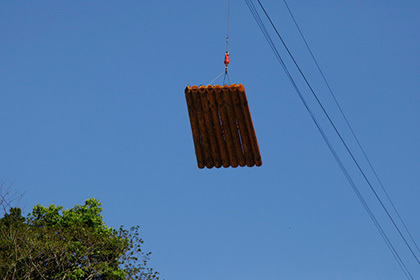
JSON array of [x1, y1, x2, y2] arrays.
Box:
[[185, 84, 262, 169]]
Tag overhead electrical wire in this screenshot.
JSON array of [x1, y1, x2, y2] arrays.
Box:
[[244, 0, 416, 278], [282, 0, 420, 256], [255, 0, 420, 267], [254, 0, 420, 267], [244, 1, 413, 278]]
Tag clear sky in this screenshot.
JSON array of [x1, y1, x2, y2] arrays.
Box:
[[1, 1, 420, 279]]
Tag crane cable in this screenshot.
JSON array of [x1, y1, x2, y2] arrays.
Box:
[[223, 0, 231, 85], [255, 0, 420, 267], [226, 0, 230, 53], [244, 0, 414, 278], [209, 0, 231, 85], [282, 0, 420, 256]]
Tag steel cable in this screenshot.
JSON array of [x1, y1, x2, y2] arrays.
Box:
[[282, 0, 420, 256], [245, 0, 415, 278], [256, 0, 420, 266]]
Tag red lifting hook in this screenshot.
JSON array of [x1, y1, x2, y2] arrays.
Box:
[[224, 52, 230, 68]]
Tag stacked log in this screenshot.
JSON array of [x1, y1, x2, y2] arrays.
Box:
[[185, 84, 262, 169]]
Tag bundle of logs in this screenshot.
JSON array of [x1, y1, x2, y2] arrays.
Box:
[[185, 84, 262, 168]]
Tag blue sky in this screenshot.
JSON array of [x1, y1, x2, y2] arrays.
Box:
[[1, 1, 420, 279]]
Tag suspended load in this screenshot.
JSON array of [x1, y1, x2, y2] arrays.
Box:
[[185, 84, 262, 168], [184, 1, 261, 168]]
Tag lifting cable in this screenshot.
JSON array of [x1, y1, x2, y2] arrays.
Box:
[[255, 0, 420, 267], [210, 0, 231, 85], [245, 0, 415, 278], [283, 0, 420, 256], [224, 0, 231, 85]]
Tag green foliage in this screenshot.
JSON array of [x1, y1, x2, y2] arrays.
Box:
[[0, 198, 160, 280]]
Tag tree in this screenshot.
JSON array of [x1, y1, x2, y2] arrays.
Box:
[[0, 181, 24, 216], [0, 198, 160, 280]]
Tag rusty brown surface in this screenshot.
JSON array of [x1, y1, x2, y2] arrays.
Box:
[[231, 85, 254, 167], [214, 85, 238, 168], [191, 86, 213, 168], [238, 84, 262, 167], [185, 84, 262, 168], [199, 86, 221, 168], [207, 85, 229, 168], [222, 85, 246, 167], [185, 87, 205, 168]]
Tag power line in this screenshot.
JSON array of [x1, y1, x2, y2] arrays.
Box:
[[282, 0, 420, 256], [255, 0, 420, 266], [244, 0, 415, 278]]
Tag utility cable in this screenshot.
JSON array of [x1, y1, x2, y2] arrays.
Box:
[[245, 0, 414, 278], [282, 0, 420, 256], [256, 0, 420, 266]]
